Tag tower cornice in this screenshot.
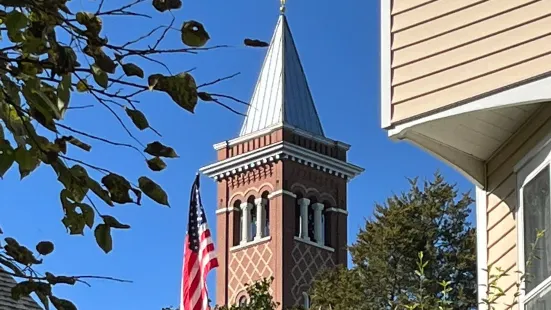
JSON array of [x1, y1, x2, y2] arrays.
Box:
[[199, 141, 364, 181], [213, 123, 351, 151]]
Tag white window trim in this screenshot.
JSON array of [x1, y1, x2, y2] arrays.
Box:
[[230, 236, 271, 252], [517, 134, 551, 308], [294, 236, 335, 252], [475, 186, 488, 310]]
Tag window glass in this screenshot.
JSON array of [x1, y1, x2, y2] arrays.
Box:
[[525, 285, 551, 310], [250, 204, 257, 240], [524, 166, 551, 293], [238, 296, 247, 306], [264, 202, 270, 237]]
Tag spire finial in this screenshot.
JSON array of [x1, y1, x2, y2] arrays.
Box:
[[280, 0, 286, 14]]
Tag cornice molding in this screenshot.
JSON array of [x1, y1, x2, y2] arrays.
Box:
[[200, 142, 364, 181], [213, 123, 351, 151]]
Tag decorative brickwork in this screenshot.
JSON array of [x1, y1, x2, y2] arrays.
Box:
[[228, 163, 275, 190], [289, 240, 336, 306], [228, 241, 274, 302]]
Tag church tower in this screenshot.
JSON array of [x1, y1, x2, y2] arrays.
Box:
[[200, 8, 363, 309]]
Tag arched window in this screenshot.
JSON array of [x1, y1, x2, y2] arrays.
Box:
[[262, 192, 270, 237], [248, 196, 256, 242], [321, 209, 326, 246], [250, 204, 257, 240], [307, 198, 317, 242], [234, 200, 242, 246], [294, 194, 302, 237], [238, 296, 247, 306], [302, 292, 310, 309]]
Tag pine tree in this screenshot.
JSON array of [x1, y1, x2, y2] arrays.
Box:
[[311, 172, 477, 309]]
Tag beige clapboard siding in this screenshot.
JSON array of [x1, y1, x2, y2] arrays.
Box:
[[393, 15, 551, 85], [485, 105, 551, 307], [392, 35, 551, 103], [392, 0, 537, 52], [391, 0, 484, 32], [392, 1, 551, 66], [389, 0, 551, 123], [391, 0, 435, 15]]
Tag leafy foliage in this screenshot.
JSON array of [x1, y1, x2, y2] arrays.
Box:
[[0, 0, 263, 308], [310, 172, 477, 309]]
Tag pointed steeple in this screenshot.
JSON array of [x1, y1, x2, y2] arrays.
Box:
[[239, 14, 325, 137]]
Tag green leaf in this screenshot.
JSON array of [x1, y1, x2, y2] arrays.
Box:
[[84, 46, 116, 74], [55, 164, 88, 203], [62, 135, 91, 152], [36, 291, 49, 310], [138, 176, 170, 206], [78, 203, 95, 228], [146, 157, 166, 172], [34, 88, 62, 120], [61, 209, 86, 235], [122, 63, 144, 78], [35, 241, 54, 256], [91, 64, 108, 89], [197, 92, 214, 101], [68, 165, 89, 202], [152, 0, 182, 12], [148, 72, 198, 113], [57, 74, 71, 119], [49, 296, 77, 310], [5, 11, 27, 40], [102, 215, 130, 229], [181, 20, 210, 47], [101, 173, 134, 204], [14, 146, 40, 179], [1, 75, 21, 106], [244, 38, 269, 48], [0, 141, 15, 179], [94, 224, 112, 254], [144, 141, 178, 158], [76, 12, 102, 36], [125, 108, 149, 130], [76, 79, 90, 92], [87, 177, 114, 206]]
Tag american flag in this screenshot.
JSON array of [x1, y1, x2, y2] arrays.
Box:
[[180, 174, 218, 310]]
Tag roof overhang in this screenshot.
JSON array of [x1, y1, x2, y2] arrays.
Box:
[[200, 141, 364, 181]]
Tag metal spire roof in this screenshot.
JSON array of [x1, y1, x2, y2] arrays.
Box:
[[239, 14, 325, 137]]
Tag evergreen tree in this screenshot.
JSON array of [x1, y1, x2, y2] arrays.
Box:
[[311, 172, 477, 309]]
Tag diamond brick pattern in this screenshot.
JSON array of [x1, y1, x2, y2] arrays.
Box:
[[290, 241, 335, 306], [228, 242, 274, 302]]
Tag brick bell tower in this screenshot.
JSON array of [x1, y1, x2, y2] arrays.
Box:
[[199, 10, 363, 309]]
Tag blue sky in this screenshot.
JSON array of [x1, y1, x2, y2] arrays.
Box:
[[0, 0, 475, 309]]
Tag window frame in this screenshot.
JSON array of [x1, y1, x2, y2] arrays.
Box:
[[302, 292, 310, 309], [517, 134, 551, 308]]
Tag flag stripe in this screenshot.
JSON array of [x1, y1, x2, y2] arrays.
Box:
[[180, 175, 218, 310]]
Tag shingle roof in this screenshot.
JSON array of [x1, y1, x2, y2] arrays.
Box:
[[0, 268, 43, 310], [239, 14, 325, 137]]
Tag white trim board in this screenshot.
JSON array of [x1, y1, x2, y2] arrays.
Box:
[[200, 142, 364, 181], [476, 186, 488, 310], [388, 75, 551, 138], [380, 0, 392, 129]]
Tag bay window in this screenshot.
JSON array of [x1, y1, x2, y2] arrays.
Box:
[[519, 135, 551, 309]]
